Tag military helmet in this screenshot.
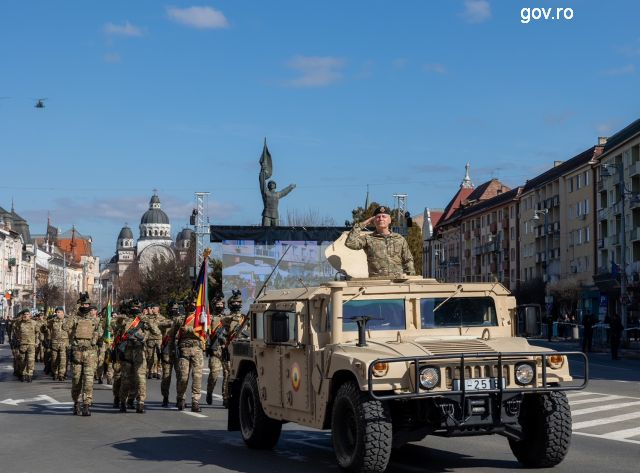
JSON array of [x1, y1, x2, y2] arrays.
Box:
[[77, 291, 91, 306], [227, 289, 242, 310]]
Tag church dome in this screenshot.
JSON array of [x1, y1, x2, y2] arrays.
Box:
[[177, 227, 194, 242], [140, 209, 170, 225], [118, 225, 134, 240]]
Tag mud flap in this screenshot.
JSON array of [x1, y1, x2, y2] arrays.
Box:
[[227, 379, 240, 431]]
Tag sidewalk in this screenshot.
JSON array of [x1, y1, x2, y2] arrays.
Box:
[[527, 336, 640, 360]]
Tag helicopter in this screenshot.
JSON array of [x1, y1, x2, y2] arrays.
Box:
[[34, 98, 47, 108]]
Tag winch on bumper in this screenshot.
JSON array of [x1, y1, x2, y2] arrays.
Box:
[[367, 351, 588, 437]]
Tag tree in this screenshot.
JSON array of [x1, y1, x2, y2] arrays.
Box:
[[512, 277, 546, 307], [406, 225, 423, 275], [117, 263, 142, 300], [38, 282, 62, 314], [548, 278, 581, 317], [286, 208, 336, 226]]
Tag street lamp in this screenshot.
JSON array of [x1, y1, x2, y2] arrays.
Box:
[[533, 209, 552, 311]]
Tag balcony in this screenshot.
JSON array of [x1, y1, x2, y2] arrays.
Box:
[[502, 218, 509, 229], [490, 221, 498, 233], [607, 234, 619, 246], [598, 209, 607, 221], [630, 161, 640, 177]]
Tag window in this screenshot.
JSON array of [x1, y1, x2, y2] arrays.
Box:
[[585, 199, 589, 215], [341, 299, 406, 331], [586, 226, 591, 242], [569, 178, 574, 193], [420, 297, 497, 328]]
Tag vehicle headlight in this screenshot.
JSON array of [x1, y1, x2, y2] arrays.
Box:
[[547, 354, 564, 370], [372, 362, 389, 377], [419, 366, 440, 390], [515, 363, 535, 385]]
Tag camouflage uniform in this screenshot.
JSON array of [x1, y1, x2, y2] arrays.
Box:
[[174, 309, 205, 412], [110, 314, 130, 408], [47, 311, 72, 380], [345, 221, 415, 277], [206, 301, 225, 405], [14, 311, 39, 382], [221, 292, 248, 405], [34, 315, 46, 363], [142, 309, 171, 379], [117, 315, 148, 413], [69, 308, 101, 415], [160, 305, 180, 407]]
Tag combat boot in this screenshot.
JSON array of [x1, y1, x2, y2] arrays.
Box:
[[113, 397, 120, 409], [206, 392, 213, 405], [82, 404, 91, 416], [119, 402, 127, 413], [191, 401, 201, 413], [162, 396, 169, 408], [136, 402, 145, 414], [177, 398, 186, 411], [25, 375, 32, 383], [73, 402, 81, 416]]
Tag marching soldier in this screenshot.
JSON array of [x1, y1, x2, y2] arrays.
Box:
[[160, 301, 180, 408], [47, 307, 72, 381], [143, 302, 170, 379], [69, 303, 101, 416], [14, 309, 39, 382], [206, 295, 225, 405], [174, 296, 205, 412], [221, 290, 248, 406], [110, 305, 131, 409]]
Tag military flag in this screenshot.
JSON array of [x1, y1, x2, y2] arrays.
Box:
[[192, 248, 211, 341]]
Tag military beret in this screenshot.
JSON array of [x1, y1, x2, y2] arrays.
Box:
[[149, 302, 160, 308], [55, 307, 64, 312], [373, 206, 391, 216], [18, 309, 31, 316]]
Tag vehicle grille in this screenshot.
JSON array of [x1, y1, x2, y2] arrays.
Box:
[[419, 339, 495, 355]]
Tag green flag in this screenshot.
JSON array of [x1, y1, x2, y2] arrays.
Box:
[[103, 298, 112, 343]]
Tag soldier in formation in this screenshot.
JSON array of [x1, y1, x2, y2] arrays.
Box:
[[206, 295, 225, 405], [143, 302, 171, 379], [174, 295, 205, 412], [13, 309, 39, 382], [220, 290, 248, 406], [69, 298, 101, 416], [47, 307, 71, 381], [160, 301, 180, 408]]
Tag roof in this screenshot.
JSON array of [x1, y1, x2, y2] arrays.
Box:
[[523, 146, 601, 192], [602, 118, 640, 155], [118, 226, 134, 239], [441, 187, 475, 221], [454, 186, 522, 219], [141, 208, 170, 225]]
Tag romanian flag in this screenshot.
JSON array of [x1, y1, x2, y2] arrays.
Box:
[[192, 248, 211, 341], [103, 298, 113, 343]]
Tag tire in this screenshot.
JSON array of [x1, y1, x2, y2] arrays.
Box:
[[238, 371, 282, 449], [331, 381, 392, 473], [508, 391, 572, 467]]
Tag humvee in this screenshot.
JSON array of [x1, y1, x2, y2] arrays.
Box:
[[227, 276, 587, 473]]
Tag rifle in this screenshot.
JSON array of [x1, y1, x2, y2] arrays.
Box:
[[224, 245, 292, 351]]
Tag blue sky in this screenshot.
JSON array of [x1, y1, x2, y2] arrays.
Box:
[[1, 0, 639, 259]]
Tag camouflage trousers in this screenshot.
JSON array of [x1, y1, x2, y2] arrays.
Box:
[[71, 347, 97, 405], [120, 347, 147, 403], [176, 345, 204, 403], [18, 344, 35, 377], [145, 340, 161, 377], [207, 354, 223, 395], [160, 355, 176, 399], [50, 343, 68, 379], [95, 345, 113, 382], [222, 360, 232, 402]]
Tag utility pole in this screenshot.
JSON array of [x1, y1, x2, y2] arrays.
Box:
[[194, 192, 211, 272]]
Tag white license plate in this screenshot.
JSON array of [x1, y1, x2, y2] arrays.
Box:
[[453, 377, 505, 391]]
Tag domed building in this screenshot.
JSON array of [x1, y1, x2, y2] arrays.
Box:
[[105, 192, 193, 282]]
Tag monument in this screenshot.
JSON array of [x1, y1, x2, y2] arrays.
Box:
[[259, 139, 296, 226]]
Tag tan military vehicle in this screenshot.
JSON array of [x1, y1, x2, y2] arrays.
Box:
[[227, 275, 587, 473]]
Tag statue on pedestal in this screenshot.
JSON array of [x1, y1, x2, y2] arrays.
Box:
[[259, 139, 296, 227]]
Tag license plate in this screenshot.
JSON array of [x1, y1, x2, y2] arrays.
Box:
[[453, 377, 505, 391]]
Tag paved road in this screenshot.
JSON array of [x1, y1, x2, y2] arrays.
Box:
[[1, 342, 639, 473]]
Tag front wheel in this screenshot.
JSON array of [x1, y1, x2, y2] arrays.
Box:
[[331, 381, 392, 473], [238, 371, 282, 449], [508, 391, 572, 467]]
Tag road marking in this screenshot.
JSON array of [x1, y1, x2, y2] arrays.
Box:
[[601, 426, 640, 440], [182, 411, 207, 418], [567, 390, 640, 400], [569, 394, 625, 405], [0, 394, 57, 406], [573, 431, 640, 445], [572, 401, 640, 416], [573, 411, 640, 429]]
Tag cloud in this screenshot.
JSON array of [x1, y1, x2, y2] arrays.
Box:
[[284, 55, 345, 88], [103, 21, 144, 37], [423, 63, 447, 75], [104, 52, 121, 63], [460, 0, 491, 24], [602, 64, 635, 76], [166, 6, 229, 29]]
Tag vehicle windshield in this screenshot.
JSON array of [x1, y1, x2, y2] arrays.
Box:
[[420, 297, 497, 328], [342, 299, 406, 331]]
